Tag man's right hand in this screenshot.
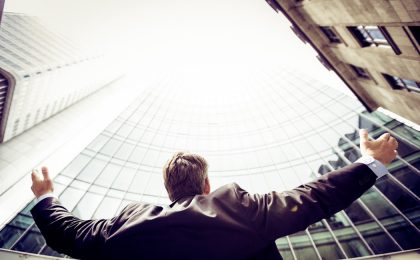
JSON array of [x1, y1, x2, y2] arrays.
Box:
[[31, 167, 54, 198], [359, 129, 398, 165]]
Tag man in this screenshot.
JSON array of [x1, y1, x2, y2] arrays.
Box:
[[30, 129, 398, 259]]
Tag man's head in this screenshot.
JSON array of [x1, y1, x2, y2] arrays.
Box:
[[163, 152, 210, 201]]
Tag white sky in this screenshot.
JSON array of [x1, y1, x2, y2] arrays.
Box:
[[4, 0, 351, 93]]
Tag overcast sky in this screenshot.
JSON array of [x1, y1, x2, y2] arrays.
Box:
[[4, 0, 350, 92]]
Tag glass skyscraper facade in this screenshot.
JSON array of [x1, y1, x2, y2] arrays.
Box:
[[0, 68, 418, 259], [0, 13, 120, 142]]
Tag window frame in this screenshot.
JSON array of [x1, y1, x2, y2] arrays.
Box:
[[319, 26, 342, 44], [349, 64, 371, 79], [383, 73, 420, 93], [403, 26, 420, 55], [348, 26, 401, 55]]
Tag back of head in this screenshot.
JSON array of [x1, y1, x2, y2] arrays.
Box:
[[163, 152, 208, 201]]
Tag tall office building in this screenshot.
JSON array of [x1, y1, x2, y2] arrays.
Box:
[[0, 68, 418, 259], [0, 12, 130, 255], [265, 0, 420, 125], [0, 12, 121, 142]]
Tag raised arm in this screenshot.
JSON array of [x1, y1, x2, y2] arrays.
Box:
[[236, 129, 398, 241], [31, 197, 117, 259], [30, 167, 123, 259]]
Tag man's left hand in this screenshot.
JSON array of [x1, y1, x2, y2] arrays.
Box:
[[31, 167, 54, 198]]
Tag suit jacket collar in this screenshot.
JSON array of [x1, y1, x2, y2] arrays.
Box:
[[169, 193, 198, 208]]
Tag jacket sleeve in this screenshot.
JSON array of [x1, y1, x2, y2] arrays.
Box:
[[30, 198, 135, 259], [234, 163, 377, 241]]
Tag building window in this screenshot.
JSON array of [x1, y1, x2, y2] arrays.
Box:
[[348, 26, 387, 47], [348, 26, 401, 54], [383, 73, 420, 93], [350, 65, 370, 79], [320, 26, 341, 43], [404, 26, 420, 55], [407, 26, 420, 45]]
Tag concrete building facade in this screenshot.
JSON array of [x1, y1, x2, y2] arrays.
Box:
[[266, 0, 420, 125]]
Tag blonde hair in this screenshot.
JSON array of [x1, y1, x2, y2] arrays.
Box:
[[163, 152, 208, 201]]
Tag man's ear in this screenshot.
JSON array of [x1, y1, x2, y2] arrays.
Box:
[[204, 177, 211, 195]]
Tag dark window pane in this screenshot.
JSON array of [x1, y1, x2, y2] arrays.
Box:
[[308, 221, 346, 259], [320, 26, 341, 43], [375, 175, 420, 228], [325, 211, 371, 257], [391, 124, 420, 148], [9, 214, 34, 229], [383, 74, 401, 89], [389, 163, 420, 197], [343, 146, 361, 163], [360, 189, 420, 250], [340, 238, 371, 258], [383, 73, 420, 93], [344, 202, 400, 254], [12, 226, 45, 253], [289, 231, 318, 259], [349, 26, 388, 46], [0, 225, 26, 249], [0, 203, 36, 249], [408, 26, 420, 45], [350, 65, 370, 79]]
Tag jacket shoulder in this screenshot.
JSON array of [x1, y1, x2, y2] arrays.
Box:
[[118, 202, 151, 216], [209, 182, 249, 202]]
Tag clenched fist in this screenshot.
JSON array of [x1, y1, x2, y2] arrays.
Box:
[[359, 129, 398, 165], [31, 166, 54, 198]]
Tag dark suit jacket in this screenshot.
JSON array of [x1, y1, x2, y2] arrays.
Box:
[[31, 163, 377, 259]]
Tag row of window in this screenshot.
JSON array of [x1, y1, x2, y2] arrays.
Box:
[[319, 25, 420, 94], [0, 13, 103, 78], [0, 73, 9, 139], [320, 25, 419, 54], [349, 64, 420, 93]]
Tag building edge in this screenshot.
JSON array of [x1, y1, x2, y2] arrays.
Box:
[[0, 68, 16, 143], [264, 0, 378, 113]]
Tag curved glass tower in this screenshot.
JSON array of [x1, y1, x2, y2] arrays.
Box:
[[0, 67, 419, 259]]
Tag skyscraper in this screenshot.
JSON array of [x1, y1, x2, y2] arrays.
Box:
[[0, 11, 134, 251], [265, 0, 420, 125], [0, 67, 418, 259], [0, 12, 122, 142]]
